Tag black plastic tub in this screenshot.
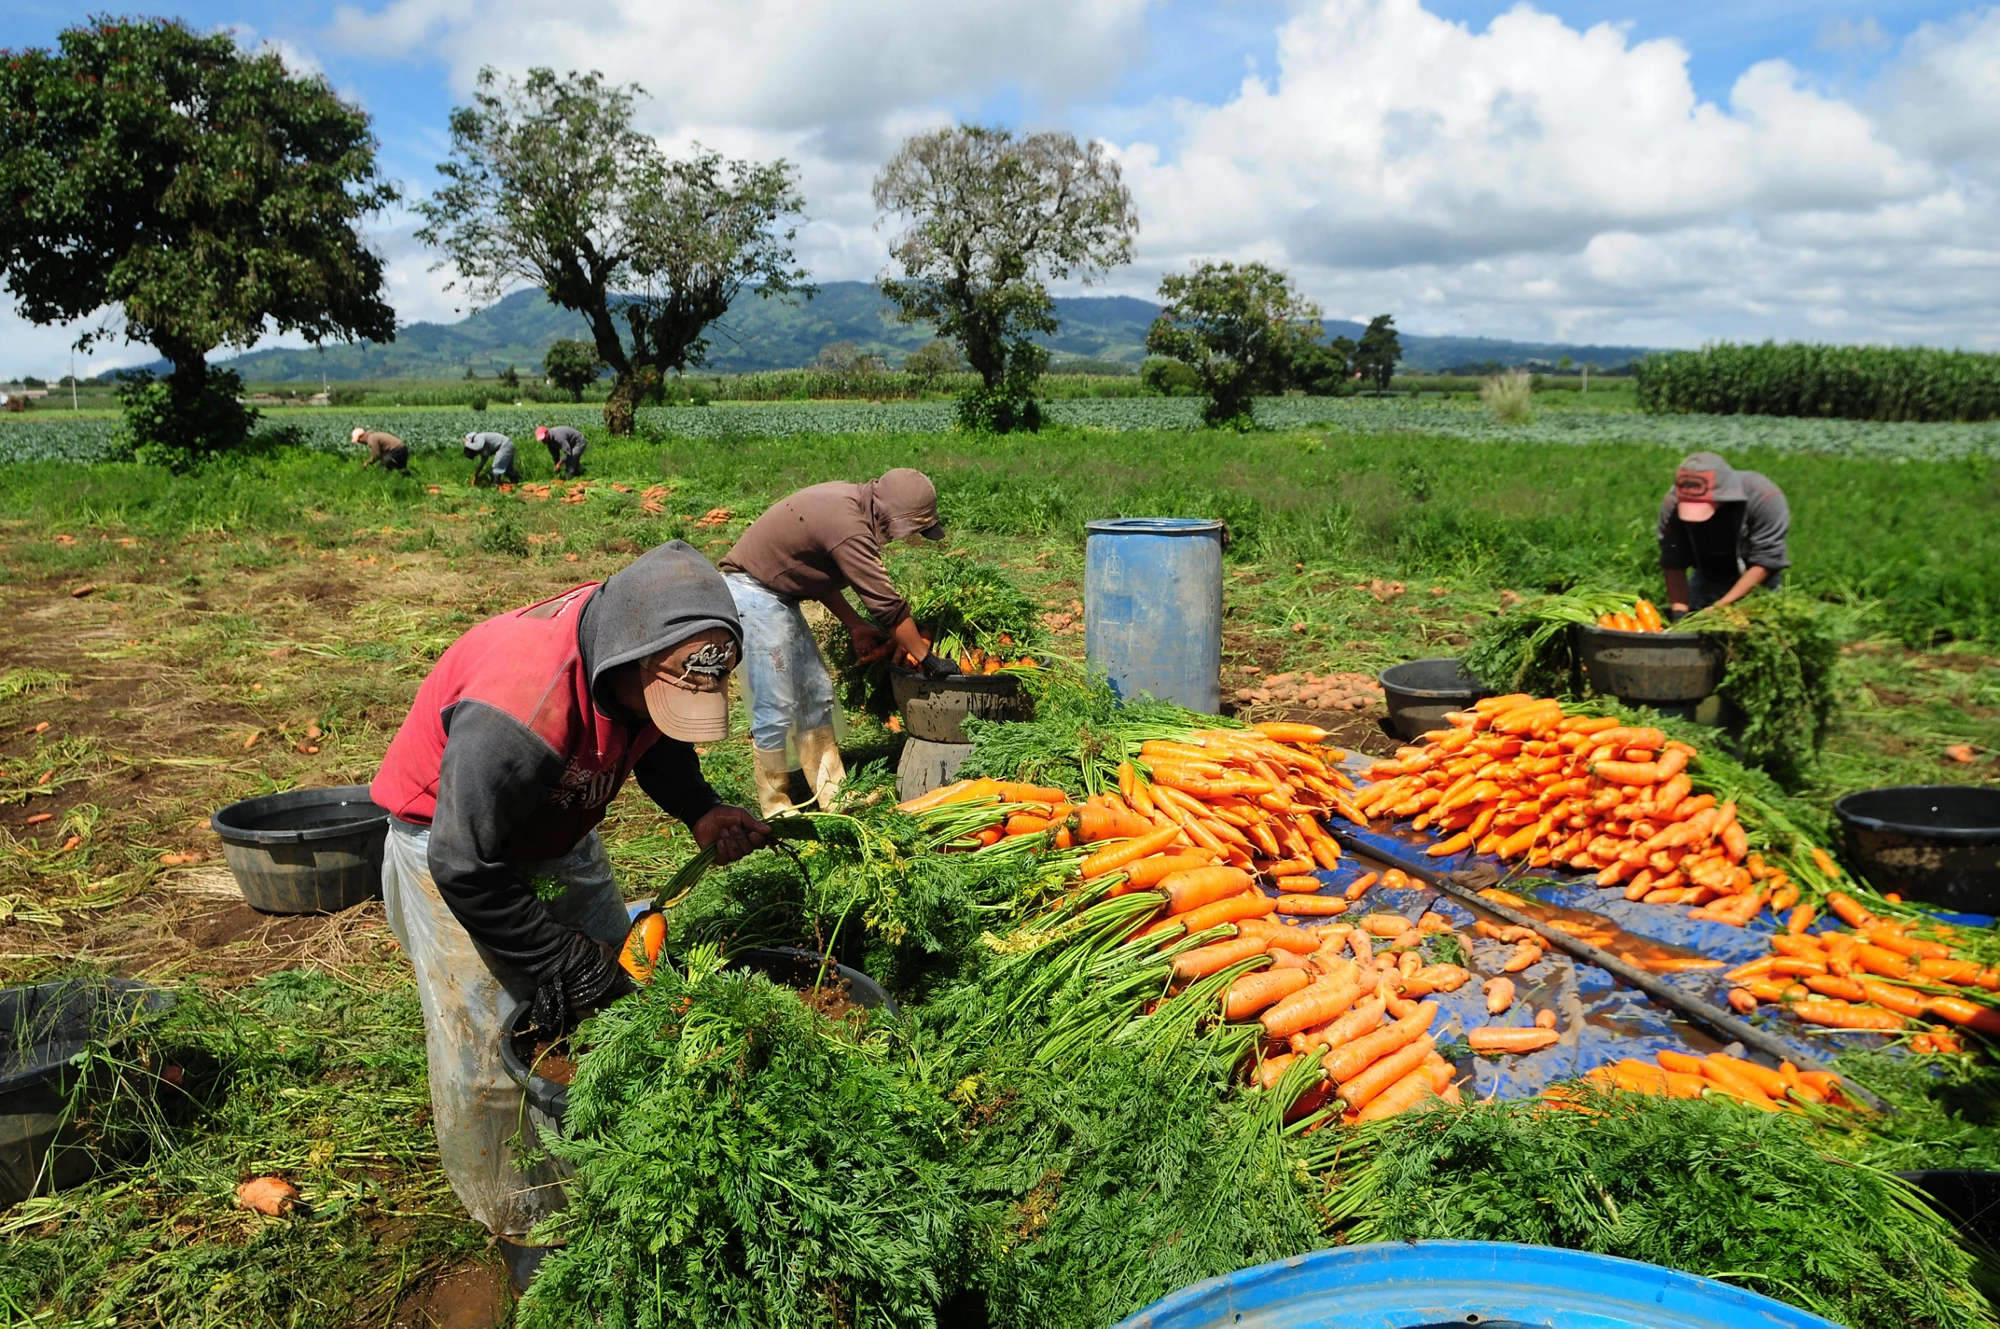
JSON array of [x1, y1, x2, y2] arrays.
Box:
[[1575, 625, 1726, 705], [1899, 1171, 2000, 1251], [890, 665, 1031, 743], [1833, 785, 2000, 914], [501, 948, 897, 1123], [1378, 658, 1489, 741], [1, 978, 170, 1207], [210, 785, 389, 914]]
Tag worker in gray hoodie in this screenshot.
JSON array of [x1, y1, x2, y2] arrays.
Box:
[[719, 469, 958, 815], [370, 542, 770, 1285], [464, 431, 519, 486], [537, 424, 588, 478]]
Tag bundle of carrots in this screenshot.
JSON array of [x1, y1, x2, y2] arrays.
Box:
[[1579, 1048, 1847, 1111], [1357, 695, 1826, 928], [1726, 890, 2000, 1048], [898, 721, 1364, 881], [1595, 599, 1667, 633]]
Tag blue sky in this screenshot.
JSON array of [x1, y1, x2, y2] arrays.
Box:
[[4, 0, 1999, 375]]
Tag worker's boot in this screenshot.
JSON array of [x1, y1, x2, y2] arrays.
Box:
[[797, 726, 847, 810], [752, 746, 796, 818]]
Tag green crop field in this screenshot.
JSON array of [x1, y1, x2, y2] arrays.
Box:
[[1, 409, 1995, 1326]]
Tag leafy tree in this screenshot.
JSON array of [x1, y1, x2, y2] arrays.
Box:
[[1145, 262, 1322, 427], [1140, 358, 1202, 397], [542, 338, 603, 402], [810, 341, 885, 375], [499, 364, 521, 390], [0, 18, 397, 465], [873, 125, 1137, 432], [418, 67, 811, 435], [1287, 336, 1356, 396], [1354, 314, 1403, 392], [902, 339, 964, 388]]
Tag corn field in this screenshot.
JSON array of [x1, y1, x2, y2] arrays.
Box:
[[1635, 342, 2000, 422]]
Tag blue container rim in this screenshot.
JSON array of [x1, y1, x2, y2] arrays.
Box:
[[1086, 518, 1225, 536], [1112, 1240, 1839, 1328]]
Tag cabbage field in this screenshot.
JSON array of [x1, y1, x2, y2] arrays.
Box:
[[8, 396, 2000, 465]]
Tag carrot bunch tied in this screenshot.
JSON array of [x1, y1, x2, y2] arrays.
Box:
[[1356, 695, 1833, 927], [1595, 599, 1667, 633], [1724, 890, 1998, 1049]]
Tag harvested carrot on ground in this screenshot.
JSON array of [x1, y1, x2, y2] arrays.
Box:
[[1224, 968, 1312, 1019], [1467, 1027, 1560, 1054], [1276, 894, 1348, 916], [1483, 976, 1515, 1014], [1263, 976, 1367, 1038]]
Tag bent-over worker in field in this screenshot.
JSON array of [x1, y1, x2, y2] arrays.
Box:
[[719, 468, 960, 816], [463, 430, 519, 486], [1657, 450, 1790, 620], [368, 542, 771, 1284], [537, 424, 587, 479], [353, 426, 408, 472]]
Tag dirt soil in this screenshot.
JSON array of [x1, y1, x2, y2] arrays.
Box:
[[391, 1258, 510, 1329]]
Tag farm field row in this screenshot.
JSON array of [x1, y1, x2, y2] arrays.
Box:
[[8, 395, 2000, 465]]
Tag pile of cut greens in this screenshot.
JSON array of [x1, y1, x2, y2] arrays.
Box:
[[516, 674, 2000, 1329], [1463, 588, 1840, 782]]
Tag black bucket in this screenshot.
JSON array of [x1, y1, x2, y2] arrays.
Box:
[[1, 978, 171, 1207], [500, 949, 897, 1123], [1834, 786, 2000, 914], [890, 666, 1030, 743], [210, 785, 389, 915], [1379, 658, 1489, 741], [1575, 625, 1726, 705]]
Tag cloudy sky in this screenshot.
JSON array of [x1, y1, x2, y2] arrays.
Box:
[[5, 0, 1999, 376]]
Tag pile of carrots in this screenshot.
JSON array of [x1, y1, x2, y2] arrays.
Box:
[[1726, 890, 2000, 1047], [897, 723, 1556, 1123], [1595, 600, 1666, 633], [1358, 695, 1821, 928], [1578, 1048, 1848, 1110], [900, 721, 1362, 878]]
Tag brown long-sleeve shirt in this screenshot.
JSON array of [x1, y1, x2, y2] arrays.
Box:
[[719, 473, 940, 629], [358, 430, 405, 465]]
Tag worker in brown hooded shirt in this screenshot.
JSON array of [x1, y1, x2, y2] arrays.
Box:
[[719, 469, 958, 814]]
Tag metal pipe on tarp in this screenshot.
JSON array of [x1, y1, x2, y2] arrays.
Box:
[[1084, 518, 1224, 713], [1321, 824, 1892, 1113]]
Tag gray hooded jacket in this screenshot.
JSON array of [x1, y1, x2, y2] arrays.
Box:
[[718, 470, 942, 627]]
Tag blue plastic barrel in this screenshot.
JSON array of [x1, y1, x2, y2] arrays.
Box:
[[1085, 518, 1225, 713], [1113, 1241, 1838, 1328]]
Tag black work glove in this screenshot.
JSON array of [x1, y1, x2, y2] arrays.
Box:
[[919, 653, 962, 680], [525, 930, 636, 1036], [1666, 607, 1688, 625]]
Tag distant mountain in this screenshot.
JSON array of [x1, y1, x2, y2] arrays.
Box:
[[206, 282, 1662, 381]]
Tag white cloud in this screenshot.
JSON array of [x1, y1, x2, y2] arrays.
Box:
[[1817, 16, 1890, 52], [1878, 7, 2000, 180], [1106, 0, 2000, 346]]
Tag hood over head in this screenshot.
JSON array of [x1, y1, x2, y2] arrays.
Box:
[[866, 468, 944, 542], [578, 542, 742, 739]]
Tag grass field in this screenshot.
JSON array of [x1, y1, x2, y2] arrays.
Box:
[[0, 416, 1995, 1323]]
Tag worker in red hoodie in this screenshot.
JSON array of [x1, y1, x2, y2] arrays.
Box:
[[370, 541, 769, 1285]]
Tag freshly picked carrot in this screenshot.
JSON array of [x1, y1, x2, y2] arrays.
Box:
[[1354, 1059, 1445, 1121], [1466, 1026, 1559, 1054], [1262, 975, 1367, 1038], [1224, 968, 1311, 1020], [1172, 935, 1270, 981], [1322, 1003, 1437, 1080], [1334, 1034, 1437, 1110], [1276, 894, 1348, 916], [1143, 889, 1277, 938], [1162, 866, 1255, 915], [1079, 824, 1184, 880]]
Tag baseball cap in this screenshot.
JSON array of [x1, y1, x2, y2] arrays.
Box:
[[1674, 451, 1745, 523], [351, 428, 366, 444], [637, 628, 737, 742], [535, 426, 550, 442]]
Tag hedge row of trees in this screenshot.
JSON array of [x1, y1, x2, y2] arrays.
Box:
[[1634, 343, 2000, 422]]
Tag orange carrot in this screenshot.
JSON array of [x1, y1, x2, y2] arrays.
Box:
[[1294, 991, 1388, 1054], [1466, 1027, 1560, 1054], [1253, 721, 1330, 744], [1926, 996, 2000, 1035], [620, 910, 666, 984], [1811, 847, 1841, 880], [1804, 975, 1867, 1002], [1634, 599, 1665, 632], [1323, 1003, 1438, 1080], [1171, 935, 1270, 980], [1825, 890, 1873, 928], [1077, 804, 1156, 843], [1164, 866, 1257, 915], [1254, 1052, 1298, 1091], [1355, 1058, 1446, 1121], [897, 777, 997, 813], [1703, 1054, 1789, 1099], [1919, 957, 2000, 990], [1122, 854, 1216, 890], [1238, 918, 1320, 954], [1005, 813, 1055, 836], [1224, 968, 1312, 1020], [1426, 831, 1473, 857], [1079, 824, 1184, 881], [1343, 872, 1380, 902], [1857, 978, 1929, 1019], [1786, 902, 1816, 935], [1276, 894, 1349, 916], [1793, 1000, 1904, 1031], [1145, 890, 1277, 939], [1262, 976, 1367, 1038], [1336, 1034, 1438, 1110]]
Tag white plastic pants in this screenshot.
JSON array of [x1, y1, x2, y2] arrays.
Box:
[[380, 820, 629, 1236]]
